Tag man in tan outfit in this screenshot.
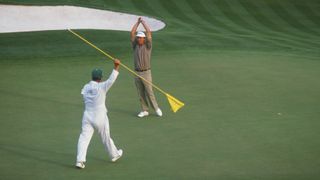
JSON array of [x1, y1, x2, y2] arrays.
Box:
[[131, 17, 162, 118]]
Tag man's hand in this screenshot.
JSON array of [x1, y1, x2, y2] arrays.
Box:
[[140, 19, 146, 25], [140, 18, 152, 40], [131, 18, 141, 42], [114, 59, 121, 71]]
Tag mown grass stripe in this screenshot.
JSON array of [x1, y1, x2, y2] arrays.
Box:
[[176, 0, 224, 32], [146, 0, 192, 32], [131, 0, 160, 17], [208, 0, 253, 36], [155, 0, 313, 52], [155, 0, 299, 53], [238, 0, 287, 34], [185, 0, 246, 35], [114, 0, 143, 14], [135, 0, 198, 33], [253, 0, 320, 47], [212, 0, 257, 33], [237, 0, 320, 51], [279, 1, 320, 36], [167, 0, 231, 34], [293, 2, 320, 27], [232, 0, 320, 50], [180, 0, 320, 50], [210, 0, 310, 51], [283, 2, 319, 29], [100, 0, 122, 10], [131, 0, 194, 33], [265, 0, 320, 38], [306, 1, 320, 17], [156, 31, 270, 51], [157, 0, 220, 33]]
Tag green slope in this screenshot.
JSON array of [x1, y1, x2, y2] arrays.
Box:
[[0, 0, 320, 180], [1, 0, 320, 57]]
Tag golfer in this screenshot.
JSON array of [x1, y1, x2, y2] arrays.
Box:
[[131, 17, 162, 118], [75, 59, 123, 169]]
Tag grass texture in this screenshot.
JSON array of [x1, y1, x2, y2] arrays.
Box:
[[0, 0, 320, 179]]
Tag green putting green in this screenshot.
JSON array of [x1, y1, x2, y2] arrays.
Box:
[[0, 0, 320, 179]]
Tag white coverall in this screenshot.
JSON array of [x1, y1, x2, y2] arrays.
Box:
[[76, 70, 121, 162]]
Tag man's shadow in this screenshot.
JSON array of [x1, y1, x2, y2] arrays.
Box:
[[0, 143, 108, 169]]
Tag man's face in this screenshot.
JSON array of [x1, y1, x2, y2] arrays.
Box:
[[137, 37, 145, 45]]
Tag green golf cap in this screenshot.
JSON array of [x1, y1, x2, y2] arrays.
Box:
[[92, 68, 103, 80]]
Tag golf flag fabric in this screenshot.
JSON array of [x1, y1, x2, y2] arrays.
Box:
[[166, 93, 185, 113], [68, 29, 185, 113]]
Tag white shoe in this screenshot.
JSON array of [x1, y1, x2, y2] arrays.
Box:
[[137, 111, 149, 118], [112, 149, 123, 162], [156, 108, 163, 117], [75, 162, 85, 169]]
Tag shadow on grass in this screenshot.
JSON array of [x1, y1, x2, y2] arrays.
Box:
[[0, 143, 75, 169], [0, 143, 116, 168]]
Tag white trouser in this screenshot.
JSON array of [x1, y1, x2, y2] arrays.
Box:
[[76, 109, 120, 162]]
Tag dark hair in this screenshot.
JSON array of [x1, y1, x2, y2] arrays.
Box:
[[91, 68, 103, 81], [92, 77, 101, 81]]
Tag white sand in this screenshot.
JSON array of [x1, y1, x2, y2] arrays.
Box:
[[0, 5, 165, 33]]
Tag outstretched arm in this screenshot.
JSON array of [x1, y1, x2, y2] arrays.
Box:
[[140, 19, 152, 40], [131, 18, 141, 42], [102, 59, 121, 92], [113, 59, 120, 71]]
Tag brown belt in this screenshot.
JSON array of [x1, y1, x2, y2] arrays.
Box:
[[135, 68, 150, 72]]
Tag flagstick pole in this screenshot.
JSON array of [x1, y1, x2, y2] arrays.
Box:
[[68, 29, 168, 95]]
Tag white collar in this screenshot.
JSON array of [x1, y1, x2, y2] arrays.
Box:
[[90, 80, 99, 84]]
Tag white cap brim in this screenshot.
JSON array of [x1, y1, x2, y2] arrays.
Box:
[[136, 31, 146, 37]]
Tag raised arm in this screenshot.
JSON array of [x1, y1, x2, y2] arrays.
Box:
[[131, 18, 140, 42], [113, 59, 120, 72], [102, 59, 121, 92], [140, 19, 152, 40]]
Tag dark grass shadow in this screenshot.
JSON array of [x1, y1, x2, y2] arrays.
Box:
[[0, 143, 110, 169], [0, 143, 75, 169], [0, 89, 82, 108]]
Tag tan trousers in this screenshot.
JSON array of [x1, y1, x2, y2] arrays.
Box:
[[135, 70, 159, 111]]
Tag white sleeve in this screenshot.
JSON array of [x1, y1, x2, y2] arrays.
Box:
[[81, 85, 87, 95], [101, 69, 119, 92]]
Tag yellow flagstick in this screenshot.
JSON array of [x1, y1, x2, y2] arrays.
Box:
[[68, 29, 185, 113]]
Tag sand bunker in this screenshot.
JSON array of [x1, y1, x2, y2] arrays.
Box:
[[0, 5, 165, 33]]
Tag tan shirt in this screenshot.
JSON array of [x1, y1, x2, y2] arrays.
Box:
[[132, 37, 152, 71]]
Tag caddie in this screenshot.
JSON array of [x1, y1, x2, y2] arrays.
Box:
[[75, 59, 123, 169]]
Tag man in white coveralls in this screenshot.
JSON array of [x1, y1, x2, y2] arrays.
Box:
[[75, 59, 123, 169]]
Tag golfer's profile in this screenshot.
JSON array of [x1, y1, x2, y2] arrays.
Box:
[[75, 59, 123, 169], [131, 17, 163, 118]]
